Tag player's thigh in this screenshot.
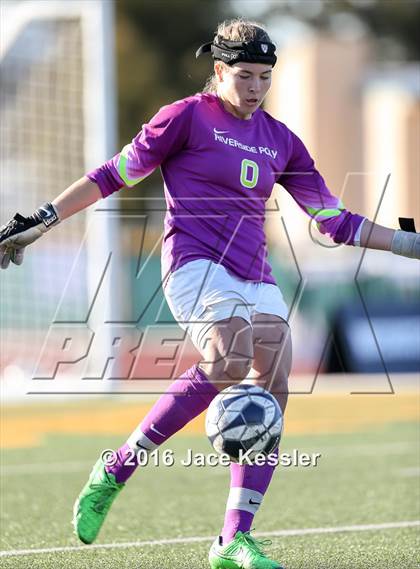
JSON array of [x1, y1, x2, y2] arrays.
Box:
[[248, 313, 292, 391], [197, 316, 254, 389]]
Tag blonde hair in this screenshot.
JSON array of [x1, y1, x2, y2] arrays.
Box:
[[202, 18, 273, 94]]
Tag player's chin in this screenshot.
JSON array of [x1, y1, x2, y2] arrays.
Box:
[[243, 97, 260, 109]]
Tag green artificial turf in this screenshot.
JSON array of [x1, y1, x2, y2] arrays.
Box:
[[1, 416, 419, 568]]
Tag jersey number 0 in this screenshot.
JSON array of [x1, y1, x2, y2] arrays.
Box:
[[240, 159, 259, 189]]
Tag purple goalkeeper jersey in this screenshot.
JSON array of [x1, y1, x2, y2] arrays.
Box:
[[87, 93, 365, 285]]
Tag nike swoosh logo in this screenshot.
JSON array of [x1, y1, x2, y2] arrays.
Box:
[[215, 548, 246, 561], [249, 499, 261, 505], [39, 206, 58, 227], [213, 128, 229, 134], [150, 423, 165, 437], [40, 207, 53, 218]]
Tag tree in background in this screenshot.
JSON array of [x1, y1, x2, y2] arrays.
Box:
[[238, 0, 420, 60], [115, 0, 233, 201]]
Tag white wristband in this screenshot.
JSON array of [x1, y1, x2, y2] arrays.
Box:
[[391, 230, 420, 259]]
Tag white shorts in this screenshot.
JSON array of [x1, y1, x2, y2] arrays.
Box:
[[164, 259, 289, 352]]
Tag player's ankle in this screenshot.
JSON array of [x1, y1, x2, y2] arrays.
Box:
[[220, 532, 236, 546]]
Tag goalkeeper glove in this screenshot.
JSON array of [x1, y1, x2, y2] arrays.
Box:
[[0, 202, 60, 269], [391, 231, 420, 259]]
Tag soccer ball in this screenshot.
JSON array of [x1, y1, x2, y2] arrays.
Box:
[[205, 384, 283, 462]]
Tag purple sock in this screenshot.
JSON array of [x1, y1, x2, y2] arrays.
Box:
[[221, 448, 279, 545], [106, 364, 218, 483]]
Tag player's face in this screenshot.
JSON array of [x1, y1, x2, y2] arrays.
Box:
[[216, 62, 272, 120]]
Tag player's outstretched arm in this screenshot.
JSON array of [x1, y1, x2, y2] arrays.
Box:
[[360, 219, 420, 259], [0, 176, 101, 269], [279, 129, 419, 261]]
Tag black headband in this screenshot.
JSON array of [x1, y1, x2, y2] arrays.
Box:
[[196, 35, 277, 67]]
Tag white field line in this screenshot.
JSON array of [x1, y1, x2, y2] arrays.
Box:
[[1, 440, 417, 476], [397, 466, 420, 477], [0, 521, 419, 558]]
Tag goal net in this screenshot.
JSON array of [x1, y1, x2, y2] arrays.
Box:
[[0, 0, 117, 397]]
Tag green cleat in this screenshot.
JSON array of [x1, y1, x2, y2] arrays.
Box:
[[72, 458, 125, 544], [209, 531, 284, 569]]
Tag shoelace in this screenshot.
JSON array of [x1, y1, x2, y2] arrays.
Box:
[[238, 531, 273, 556]]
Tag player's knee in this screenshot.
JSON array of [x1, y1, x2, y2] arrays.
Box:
[[223, 357, 252, 382], [203, 356, 251, 391]]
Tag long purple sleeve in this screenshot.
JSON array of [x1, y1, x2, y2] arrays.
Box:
[[86, 97, 194, 197], [278, 130, 365, 245]]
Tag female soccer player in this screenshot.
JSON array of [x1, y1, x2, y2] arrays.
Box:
[[1, 18, 419, 569]]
